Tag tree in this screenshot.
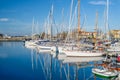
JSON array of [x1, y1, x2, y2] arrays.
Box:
[[0, 33, 3, 38]]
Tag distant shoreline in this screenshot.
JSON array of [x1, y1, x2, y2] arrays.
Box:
[[0, 39, 24, 42], [0, 36, 31, 42]]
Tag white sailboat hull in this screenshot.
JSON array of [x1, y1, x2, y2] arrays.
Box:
[[37, 45, 52, 53], [25, 40, 38, 46], [63, 57, 104, 63], [25, 44, 36, 49], [64, 51, 104, 57]]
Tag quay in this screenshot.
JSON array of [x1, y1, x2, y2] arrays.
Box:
[[0, 36, 31, 42]]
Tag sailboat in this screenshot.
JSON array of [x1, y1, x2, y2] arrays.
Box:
[[24, 18, 39, 48], [62, 0, 104, 57], [36, 5, 57, 53]]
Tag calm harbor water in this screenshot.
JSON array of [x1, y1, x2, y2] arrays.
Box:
[[0, 42, 108, 80]]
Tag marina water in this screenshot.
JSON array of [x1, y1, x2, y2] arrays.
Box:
[[0, 42, 107, 80]]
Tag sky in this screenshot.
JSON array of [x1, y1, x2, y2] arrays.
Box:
[[0, 0, 120, 36]]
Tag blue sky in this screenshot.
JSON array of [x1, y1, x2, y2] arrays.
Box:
[[0, 0, 120, 36]]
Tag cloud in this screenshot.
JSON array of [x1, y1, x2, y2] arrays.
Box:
[[0, 18, 9, 22], [89, 1, 106, 5]]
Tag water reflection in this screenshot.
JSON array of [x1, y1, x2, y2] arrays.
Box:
[[0, 42, 116, 80], [0, 53, 8, 58], [25, 45, 105, 80], [31, 49, 34, 71], [0, 42, 3, 46]]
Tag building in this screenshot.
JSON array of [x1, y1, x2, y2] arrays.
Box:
[[110, 30, 120, 39]]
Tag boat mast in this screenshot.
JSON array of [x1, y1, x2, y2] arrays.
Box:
[[65, 0, 73, 42], [95, 11, 98, 39], [61, 8, 64, 40], [77, 0, 81, 40], [32, 17, 35, 40], [49, 5, 54, 41], [78, 0, 80, 33], [69, 0, 73, 40], [95, 11, 98, 34], [106, 0, 109, 40], [94, 11, 98, 49]]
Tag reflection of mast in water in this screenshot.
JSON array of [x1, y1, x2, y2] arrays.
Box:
[[67, 63, 70, 80], [62, 63, 78, 80], [50, 54, 52, 80], [65, 63, 79, 80], [35, 51, 38, 69], [66, 62, 96, 80], [60, 61, 62, 80], [31, 48, 39, 71], [62, 63, 71, 80], [31, 49, 34, 71], [38, 54, 47, 80], [62, 56, 103, 80], [37, 53, 53, 80], [75, 64, 78, 80]]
